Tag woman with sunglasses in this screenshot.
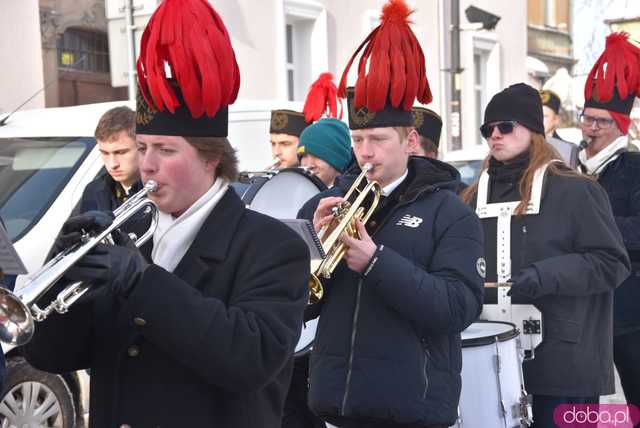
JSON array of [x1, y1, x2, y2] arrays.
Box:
[[461, 83, 630, 427]]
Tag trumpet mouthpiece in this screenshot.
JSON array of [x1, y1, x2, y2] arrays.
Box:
[[362, 163, 373, 172], [145, 180, 158, 192]]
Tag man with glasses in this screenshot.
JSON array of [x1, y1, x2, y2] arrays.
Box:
[[578, 32, 640, 408]]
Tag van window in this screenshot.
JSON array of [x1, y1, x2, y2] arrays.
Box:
[[449, 160, 483, 185], [0, 138, 95, 242]]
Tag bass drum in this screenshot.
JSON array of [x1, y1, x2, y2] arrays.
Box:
[[240, 168, 326, 219], [239, 167, 327, 356], [456, 321, 532, 428]]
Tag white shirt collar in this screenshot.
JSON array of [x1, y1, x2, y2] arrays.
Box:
[[379, 169, 408, 197]]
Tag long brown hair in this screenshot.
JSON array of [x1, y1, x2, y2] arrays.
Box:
[[461, 133, 584, 215]]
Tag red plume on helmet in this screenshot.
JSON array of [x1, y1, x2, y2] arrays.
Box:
[[303, 72, 342, 123], [136, 0, 241, 119], [584, 32, 640, 103], [338, 0, 432, 112]]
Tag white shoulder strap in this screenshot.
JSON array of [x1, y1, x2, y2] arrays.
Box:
[[475, 161, 557, 218]]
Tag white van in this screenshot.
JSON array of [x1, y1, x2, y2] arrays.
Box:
[[0, 99, 293, 427]]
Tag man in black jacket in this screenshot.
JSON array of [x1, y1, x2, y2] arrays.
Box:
[[24, 1, 310, 426], [298, 2, 484, 426], [79, 106, 140, 213], [578, 33, 640, 407], [55, 106, 147, 258]]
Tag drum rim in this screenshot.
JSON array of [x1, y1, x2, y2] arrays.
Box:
[[461, 320, 519, 348], [276, 167, 328, 191], [240, 167, 327, 205]]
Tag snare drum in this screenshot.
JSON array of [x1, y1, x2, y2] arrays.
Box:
[[240, 168, 327, 219], [239, 168, 327, 357], [457, 321, 531, 428]]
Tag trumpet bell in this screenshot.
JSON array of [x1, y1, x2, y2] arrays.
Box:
[[0, 287, 34, 346]]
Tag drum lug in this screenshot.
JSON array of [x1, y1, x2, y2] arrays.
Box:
[[518, 390, 533, 427]]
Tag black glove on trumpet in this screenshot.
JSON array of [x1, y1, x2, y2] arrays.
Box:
[[57, 211, 148, 299], [53, 210, 115, 255]]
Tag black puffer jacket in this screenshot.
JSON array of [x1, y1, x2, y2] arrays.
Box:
[[298, 157, 484, 427]]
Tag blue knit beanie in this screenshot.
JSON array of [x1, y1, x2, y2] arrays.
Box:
[[297, 118, 352, 172]]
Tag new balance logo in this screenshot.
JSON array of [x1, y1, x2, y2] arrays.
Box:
[[396, 215, 423, 228]]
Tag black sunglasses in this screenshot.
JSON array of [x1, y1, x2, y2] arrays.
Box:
[[480, 121, 518, 139]]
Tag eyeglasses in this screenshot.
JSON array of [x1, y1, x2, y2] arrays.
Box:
[[480, 121, 518, 139], [579, 114, 615, 129]]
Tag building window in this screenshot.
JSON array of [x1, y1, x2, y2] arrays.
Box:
[[285, 16, 314, 101], [283, 0, 328, 102], [474, 51, 489, 145], [57, 28, 110, 73], [286, 23, 296, 101]]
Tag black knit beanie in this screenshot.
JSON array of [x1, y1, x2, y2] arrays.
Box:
[[483, 83, 544, 134]]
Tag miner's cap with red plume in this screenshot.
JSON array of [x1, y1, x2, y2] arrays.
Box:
[[584, 32, 640, 116], [339, 0, 433, 130], [135, 0, 240, 137]]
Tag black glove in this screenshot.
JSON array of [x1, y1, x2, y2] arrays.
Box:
[[508, 267, 543, 300], [65, 231, 148, 299], [54, 211, 114, 255]]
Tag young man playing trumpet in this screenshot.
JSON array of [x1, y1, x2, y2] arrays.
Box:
[[24, 1, 310, 426], [298, 2, 484, 426]]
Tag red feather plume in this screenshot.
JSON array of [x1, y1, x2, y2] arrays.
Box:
[[136, 0, 240, 118], [338, 0, 432, 112], [585, 32, 640, 103], [303, 73, 342, 122]]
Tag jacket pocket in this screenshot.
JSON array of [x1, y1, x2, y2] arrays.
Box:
[[544, 316, 582, 344]]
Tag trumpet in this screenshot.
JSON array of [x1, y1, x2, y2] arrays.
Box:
[[0, 180, 158, 346], [308, 163, 381, 304], [237, 158, 281, 183]]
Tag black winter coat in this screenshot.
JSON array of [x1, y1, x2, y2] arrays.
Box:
[[598, 152, 640, 335], [475, 161, 630, 396], [298, 157, 484, 427], [76, 170, 142, 213], [24, 189, 310, 428]]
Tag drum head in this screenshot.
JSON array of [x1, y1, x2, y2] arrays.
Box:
[[244, 168, 326, 219], [461, 321, 518, 347]]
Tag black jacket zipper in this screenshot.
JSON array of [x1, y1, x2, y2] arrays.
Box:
[[341, 278, 363, 415], [422, 340, 430, 399]]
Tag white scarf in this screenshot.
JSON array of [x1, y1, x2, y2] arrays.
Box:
[[152, 178, 229, 272], [579, 136, 628, 176]]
